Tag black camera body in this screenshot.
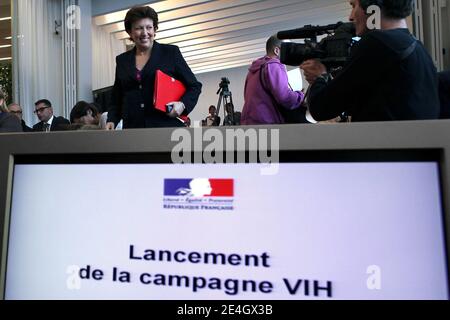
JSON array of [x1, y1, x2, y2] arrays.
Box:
[[278, 22, 357, 69], [217, 77, 231, 95], [219, 77, 230, 87], [214, 77, 235, 126]]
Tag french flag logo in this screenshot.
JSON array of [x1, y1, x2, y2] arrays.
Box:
[[164, 179, 234, 197]]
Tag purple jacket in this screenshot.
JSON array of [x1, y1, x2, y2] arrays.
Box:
[[241, 56, 304, 125]]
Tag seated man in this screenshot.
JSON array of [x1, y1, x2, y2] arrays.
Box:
[[8, 103, 33, 132], [33, 99, 70, 132], [0, 89, 22, 133], [300, 0, 440, 122]]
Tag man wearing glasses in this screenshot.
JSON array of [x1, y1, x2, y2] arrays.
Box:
[[8, 103, 32, 132], [32, 99, 70, 132]]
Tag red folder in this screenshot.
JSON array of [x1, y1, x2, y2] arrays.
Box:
[[153, 70, 186, 113]]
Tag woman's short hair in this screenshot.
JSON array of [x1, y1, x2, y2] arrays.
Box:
[[70, 101, 99, 123], [124, 6, 159, 34]]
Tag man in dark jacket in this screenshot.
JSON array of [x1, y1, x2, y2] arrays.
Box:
[[300, 0, 439, 122], [0, 89, 22, 133], [33, 99, 70, 132], [0, 112, 22, 133], [8, 103, 33, 132]]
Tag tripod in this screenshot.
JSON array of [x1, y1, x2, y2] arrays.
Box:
[[214, 85, 235, 126]]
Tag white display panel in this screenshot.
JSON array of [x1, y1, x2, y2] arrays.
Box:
[[5, 162, 449, 300]]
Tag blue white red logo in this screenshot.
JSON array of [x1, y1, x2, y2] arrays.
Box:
[[164, 179, 234, 197], [163, 179, 234, 211]]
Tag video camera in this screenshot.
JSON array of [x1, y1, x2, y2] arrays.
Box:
[[277, 22, 357, 70], [214, 77, 234, 126], [218, 77, 230, 89], [217, 77, 232, 97]]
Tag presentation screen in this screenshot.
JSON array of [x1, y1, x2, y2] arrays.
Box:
[[4, 154, 449, 300]]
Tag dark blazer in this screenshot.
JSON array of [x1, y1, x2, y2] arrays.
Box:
[[33, 116, 70, 132], [21, 120, 33, 132], [107, 42, 202, 129], [0, 112, 22, 133]]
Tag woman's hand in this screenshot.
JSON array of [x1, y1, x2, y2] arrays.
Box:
[[105, 122, 115, 130], [166, 101, 185, 118]]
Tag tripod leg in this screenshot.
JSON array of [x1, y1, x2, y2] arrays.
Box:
[[224, 93, 235, 125], [214, 92, 223, 126], [229, 93, 235, 125]]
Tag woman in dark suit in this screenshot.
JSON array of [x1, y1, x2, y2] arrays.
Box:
[[106, 6, 202, 129]]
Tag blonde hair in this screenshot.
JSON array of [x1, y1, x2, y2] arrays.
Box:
[[0, 87, 8, 113]]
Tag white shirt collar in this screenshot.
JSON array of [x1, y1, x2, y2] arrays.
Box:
[[46, 115, 54, 126]]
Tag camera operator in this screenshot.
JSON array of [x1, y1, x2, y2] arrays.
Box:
[[241, 35, 305, 125], [300, 0, 440, 122]]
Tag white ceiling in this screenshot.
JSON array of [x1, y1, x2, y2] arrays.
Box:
[[94, 0, 351, 74], [0, 0, 11, 61]]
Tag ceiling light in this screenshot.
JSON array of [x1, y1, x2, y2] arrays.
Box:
[[0, 57, 12, 61], [94, 0, 208, 26], [0, 17, 12, 21]]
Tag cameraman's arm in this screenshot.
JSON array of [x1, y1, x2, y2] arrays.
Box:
[[305, 36, 385, 121], [265, 63, 304, 110]]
